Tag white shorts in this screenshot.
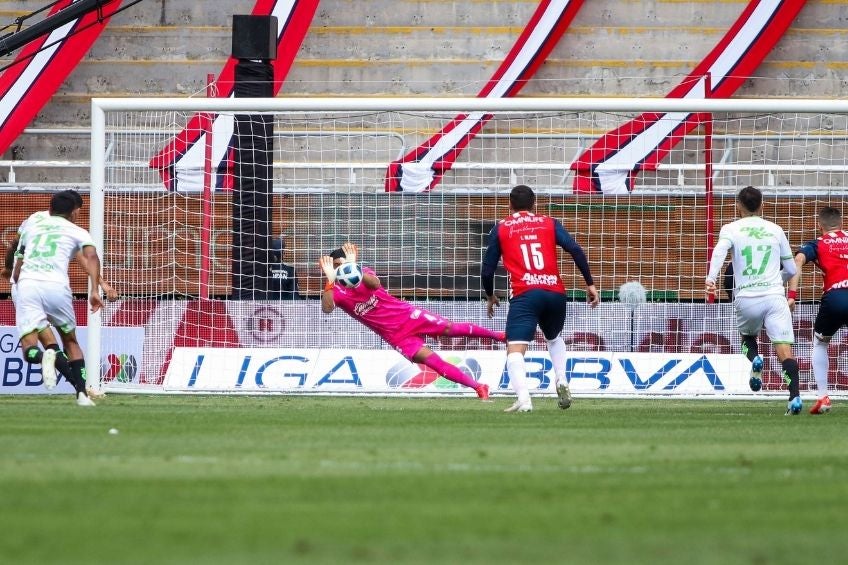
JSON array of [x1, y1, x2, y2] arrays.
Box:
[[734, 294, 794, 344], [15, 279, 77, 337]]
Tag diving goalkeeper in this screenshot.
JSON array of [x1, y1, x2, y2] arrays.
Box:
[[319, 242, 504, 400]]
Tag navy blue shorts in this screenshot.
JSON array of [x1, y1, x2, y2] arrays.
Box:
[[505, 289, 567, 343], [815, 288, 848, 338]]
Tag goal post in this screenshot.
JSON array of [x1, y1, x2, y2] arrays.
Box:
[[88, 96, 848, 398]]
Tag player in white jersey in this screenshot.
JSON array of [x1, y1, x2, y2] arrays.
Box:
[[3, 191, 117, 399], [13, 191, 104, 406], [9, 192, 117, 301], [705, 186, 802, 415]]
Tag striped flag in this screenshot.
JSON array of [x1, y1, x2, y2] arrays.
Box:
[[149, 0, 320, 191], [0, 0, 123, 156], [571, 0, 807, 194], [385, 0, 584, 193]]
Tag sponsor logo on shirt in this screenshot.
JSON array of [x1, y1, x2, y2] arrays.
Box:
[[821, 236, 848, 245], [740, 226, 771, 240], [354, 294, 378, 316], [739, 280, 777, 290], [503, 215, 545, 227], [521, 273, 559, 286]]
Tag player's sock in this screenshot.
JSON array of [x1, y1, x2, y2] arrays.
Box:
[[420, 354, 479, 390], [546, 337, 567, 384], [812, 337, 830, 396], [63, 371, 85, 395], [781, 358, 800, 400], [506, 351, 531, 404], [44, 345, 73, 382], [446, 323, 503, 341], [24, 346, 42, 364], [67, 359, 88, 396], [741, 335, 759, 362]]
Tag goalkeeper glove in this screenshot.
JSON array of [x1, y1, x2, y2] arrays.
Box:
[[320, 256, 337, 284], [342, 242, 358, 264]]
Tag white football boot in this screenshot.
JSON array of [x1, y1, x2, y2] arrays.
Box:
[[556, 380, 573, 410], [41, 349, 57, 390], [504, 399, 533, 413], [76, 392, 96, 407]]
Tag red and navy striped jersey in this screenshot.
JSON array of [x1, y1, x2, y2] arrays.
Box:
[[798, 230, 848, 294], [481, 211, 593, 298]]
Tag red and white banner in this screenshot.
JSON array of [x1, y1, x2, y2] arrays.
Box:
[[571, 0, 807, 194], [0, 0, 123, 157], [148, 0, 320, 191], [384, 0, 584, 193]]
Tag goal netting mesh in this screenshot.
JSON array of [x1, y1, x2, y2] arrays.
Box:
[[90, 98, 848, 394]]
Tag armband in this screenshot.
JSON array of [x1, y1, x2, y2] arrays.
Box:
[[787, 290, 798, 300], [324, 280, 334, 291]]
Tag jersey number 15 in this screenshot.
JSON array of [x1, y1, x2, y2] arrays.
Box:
[[520, 243, 545, 270], [28, 233, 60, 259]]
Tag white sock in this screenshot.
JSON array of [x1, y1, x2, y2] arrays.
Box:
[[812, 337, 830, 396], [506, 352, 531, 404], [546, 337, 567, 385]]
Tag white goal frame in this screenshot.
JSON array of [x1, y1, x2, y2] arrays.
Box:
[[89, 97, 848, 397]]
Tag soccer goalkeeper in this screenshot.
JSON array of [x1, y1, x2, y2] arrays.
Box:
[[319, 242, 504, 400]]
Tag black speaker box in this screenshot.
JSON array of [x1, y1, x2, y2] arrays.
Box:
[[232, 15, 278, 60]]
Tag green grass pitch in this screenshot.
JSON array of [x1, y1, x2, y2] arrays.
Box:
[[2, 395, 846, 564]]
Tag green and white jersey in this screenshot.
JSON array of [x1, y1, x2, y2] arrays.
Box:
[[16, 214, 94, 285], [707, 216, 793, 299], [17, 210, 49, 237]]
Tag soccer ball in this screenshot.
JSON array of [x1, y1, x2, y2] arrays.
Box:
[[618, 280, 647, 308], [335, 262, 363, 288]]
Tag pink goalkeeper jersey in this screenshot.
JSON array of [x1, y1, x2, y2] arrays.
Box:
[[331, 267, 417, 339]]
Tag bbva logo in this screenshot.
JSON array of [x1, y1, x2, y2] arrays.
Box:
[[497, 355, 725, 390]]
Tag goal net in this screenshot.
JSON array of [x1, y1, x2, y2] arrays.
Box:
[[88, 97, 848, 397]]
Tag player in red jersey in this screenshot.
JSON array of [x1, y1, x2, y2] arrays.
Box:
[[788, 206, 848, 414], [482, 185, 599, 413], [319, 242, 505, 400]]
